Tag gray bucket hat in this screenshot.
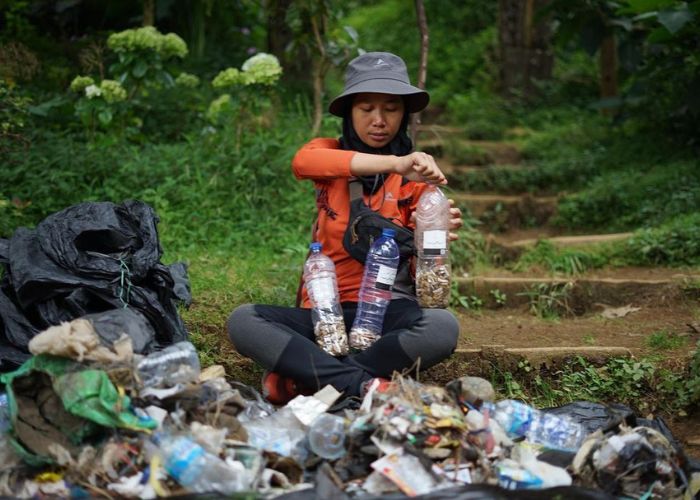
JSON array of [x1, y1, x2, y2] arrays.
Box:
[[328, 52, 429, 117]]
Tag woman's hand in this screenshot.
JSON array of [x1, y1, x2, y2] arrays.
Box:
[[394, 152, 447, 185], [409, 198, 463, 241]]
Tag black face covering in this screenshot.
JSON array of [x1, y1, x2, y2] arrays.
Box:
[[338, 98, 413, 194]]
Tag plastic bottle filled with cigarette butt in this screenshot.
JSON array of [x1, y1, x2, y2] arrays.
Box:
[[415, 186, 451, 308], [303, 242, 349, 356], [349, 228, 399, 351]]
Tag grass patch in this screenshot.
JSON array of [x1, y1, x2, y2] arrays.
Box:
[[517, 281, 573, 319], [444, 139, 493, 165], [490, 353, 700, 414], [645, 331, 688, 351], [512, 240, 610, 275], [180, 248, 304, 386]]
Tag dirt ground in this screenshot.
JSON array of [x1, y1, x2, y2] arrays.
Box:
[[668, 415, 700, 461], [455, 303, 700, 354]]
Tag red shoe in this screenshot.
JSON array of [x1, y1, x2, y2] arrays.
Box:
[[261, 371, 309, 405]]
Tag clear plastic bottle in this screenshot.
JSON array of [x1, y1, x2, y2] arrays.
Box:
[[136, 341, 201, 388], [415, 186, 451, 308], [483, 400, 586, 452], [157, 434, 244, 494], [349, 228, 399, 350], [304, 242, 348, 356], [308, 413, 347, 460]]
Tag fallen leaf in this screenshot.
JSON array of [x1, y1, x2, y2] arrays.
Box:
[[600, 304, 641, 319]]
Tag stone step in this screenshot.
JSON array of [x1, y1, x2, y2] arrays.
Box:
[[451, 192, 558, 230], [416, 137, 521, 166], [507, 232, 634, 248], [486, 232, 634, 261], [455, 272, 699, 313], [451, 345, 634, 370]]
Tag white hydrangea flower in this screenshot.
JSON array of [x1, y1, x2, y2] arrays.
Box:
[[241, 52, 282, 86], [85, 84, 102, 99]]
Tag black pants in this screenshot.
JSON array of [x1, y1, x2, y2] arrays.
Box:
[[226, 299, 459, 398]]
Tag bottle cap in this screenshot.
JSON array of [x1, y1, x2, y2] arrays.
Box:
[[309, 242, 322, 252], [382, 228, 396, 238]]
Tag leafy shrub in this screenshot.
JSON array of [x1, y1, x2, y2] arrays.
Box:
[[0, 107, 314, 256], [555, 161, 700, 230], [513, 240, 609, 275], [446, 88, 512, 140], [619, 213, 700, 266], [209, 53, 283, 127], [0, 79, 31, 147]]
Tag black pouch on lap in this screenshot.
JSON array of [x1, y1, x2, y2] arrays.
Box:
[[342, 177, 414, 265]]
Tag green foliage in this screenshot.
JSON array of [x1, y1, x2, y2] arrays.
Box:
[[213, 53, 283, 88], [518, 282, 573, 319], [549, 0, 700, 144], [489, 289, 507, 307], [107, 26, 186, 94], [513, 240, 610, 275], [0, 79, 31, 144], [342, 0, 497, 104], [444, 139, 493, 165], [619, 213, 700, 265], [175, 73, 200, 88], [645, 330, 687, 350], [0, 108, 314, 256], [450, 281, 483, 311], [555, 160, 700, 230], [492, 355, 698, 413], [445, 88, 514, 140]]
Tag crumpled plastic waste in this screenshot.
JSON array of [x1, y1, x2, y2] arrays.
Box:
[[573, 424, 686, 498], [0, 200, 191, 370]]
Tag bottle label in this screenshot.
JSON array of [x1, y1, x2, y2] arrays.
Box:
[[423, 230, 447, 255], [308, 278, 334, 305], [375, 265, 397, 290]]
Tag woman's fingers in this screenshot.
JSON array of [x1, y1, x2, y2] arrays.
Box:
[[448, 231, 459, 241], [411, 152, 446, 184]]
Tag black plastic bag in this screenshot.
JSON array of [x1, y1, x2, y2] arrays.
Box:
[[0, 200, 190, 370]]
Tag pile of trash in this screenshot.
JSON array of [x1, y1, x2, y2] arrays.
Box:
[[0, 312, 698, 499]]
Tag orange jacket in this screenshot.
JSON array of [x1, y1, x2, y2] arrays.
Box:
[[292, 138, 429, 306]]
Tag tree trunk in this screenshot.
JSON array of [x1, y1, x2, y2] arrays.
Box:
[[411, 0, 429, 146], [266, 0, 311, 84], [498, 0, 553, 99], [598, 32, 618, 116], [311, 58, 326, 136], [143, 0, 155, 26]]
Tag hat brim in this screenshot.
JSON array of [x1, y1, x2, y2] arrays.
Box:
[[328, 79, 429, 117]]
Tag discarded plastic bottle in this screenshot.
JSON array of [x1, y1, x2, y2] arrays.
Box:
[[0, 393, 9, 433], [415, 186, 451, 309], [136, 341, 201, 388], [304, 242, 349, 356], [349, 228, 399, 350], [308, 413, 347, 460], [157, 434, 243, 494], [483, 400, 586, 452]]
